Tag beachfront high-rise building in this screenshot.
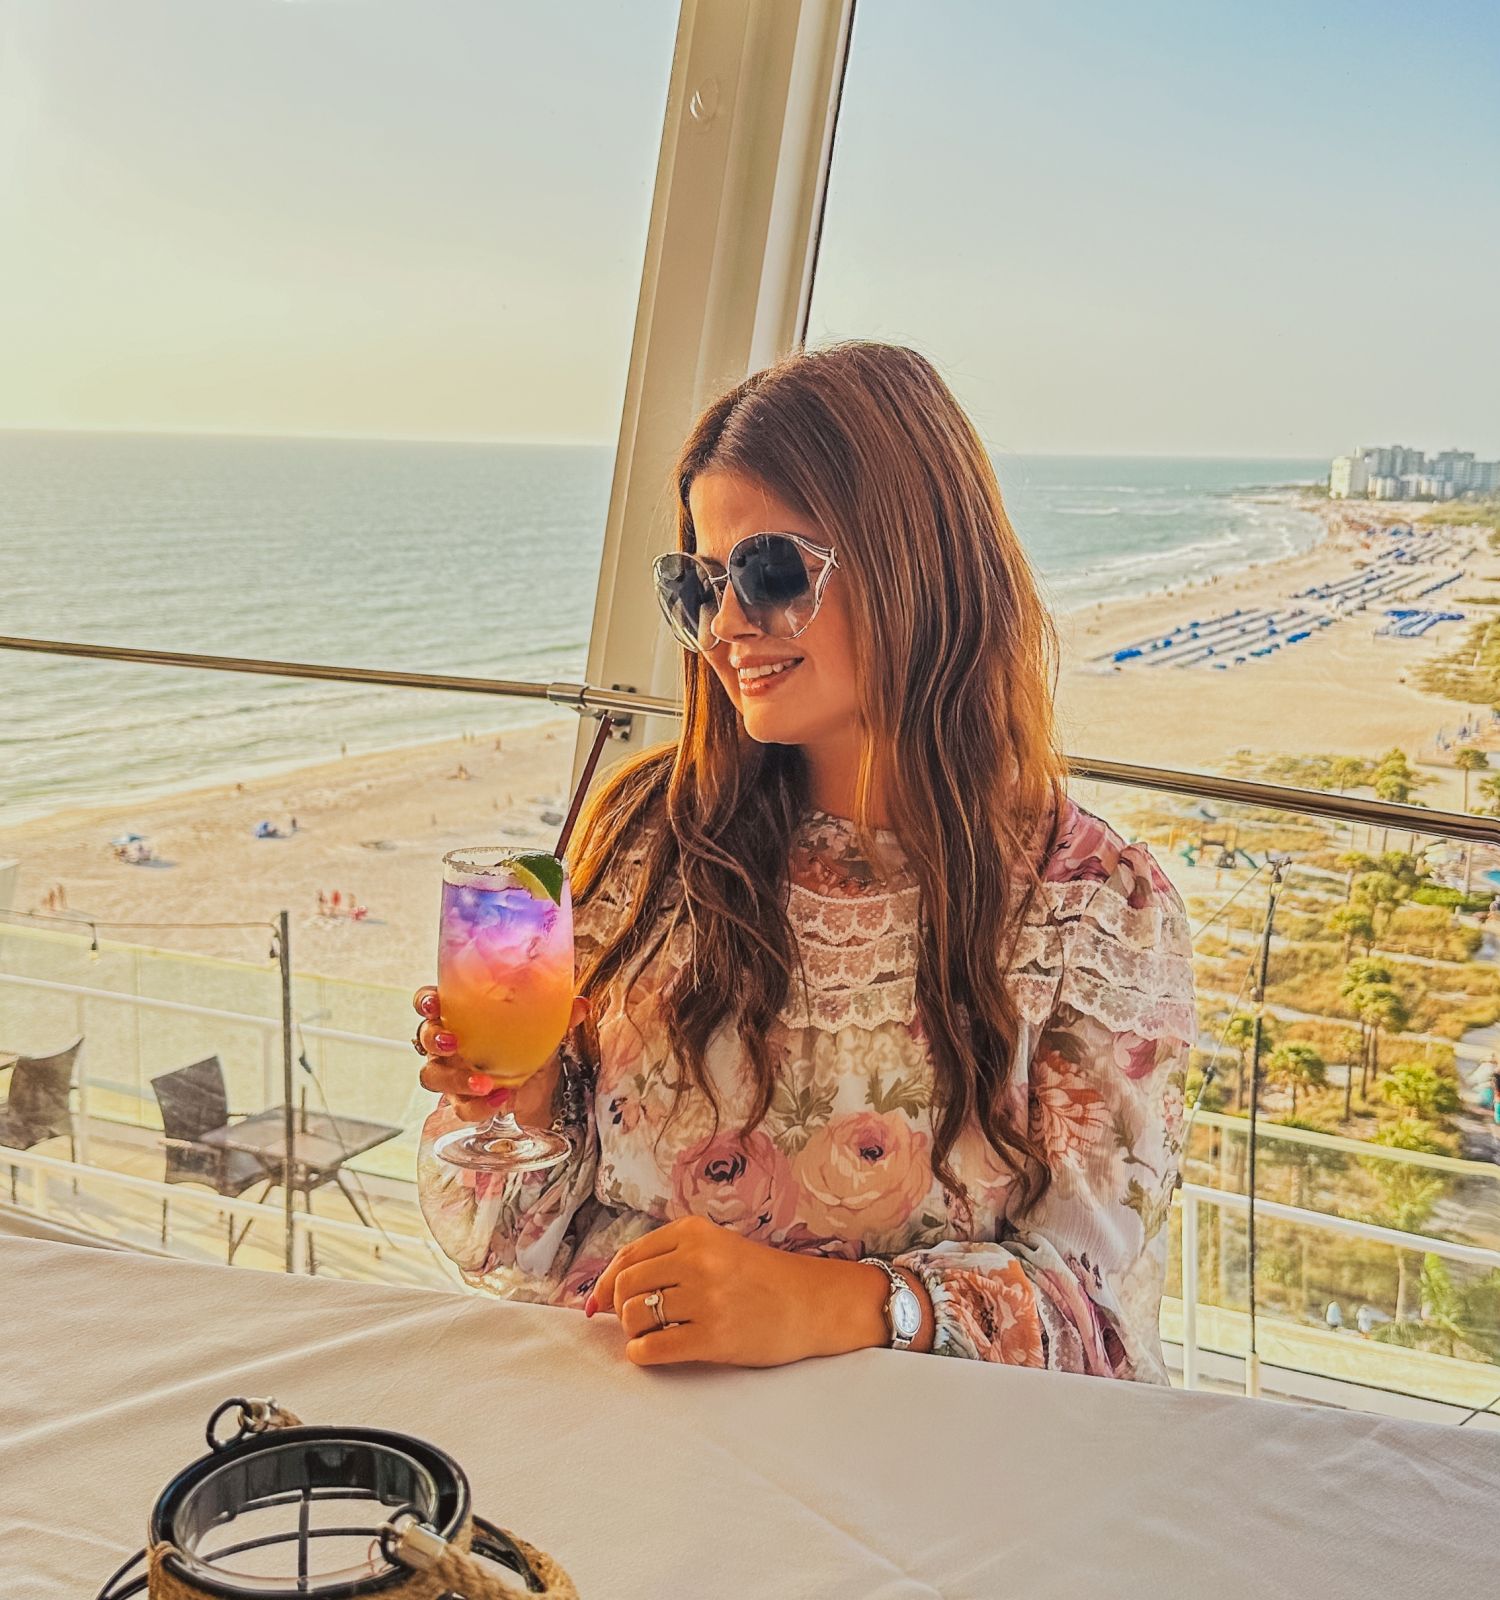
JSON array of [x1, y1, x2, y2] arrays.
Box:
[[1329, 442, 1499, 499], [1329, 455, 1370, 498]]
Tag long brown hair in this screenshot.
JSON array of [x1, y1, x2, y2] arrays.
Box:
[[570, 341, 1068, 1211]]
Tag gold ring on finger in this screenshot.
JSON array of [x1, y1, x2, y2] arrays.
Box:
[[644, 1289, 667, 1331], [411, 1031, 426, 1055]]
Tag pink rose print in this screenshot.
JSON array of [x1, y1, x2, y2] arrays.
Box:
[[777, 1220, 850, 1257], [557, 1254, 614, 1308], [595, 991, 652, 1098], [946, 1262, 1045, 1366], [1110, 1029, 1159, 1081], [1042, 801, 1114, 886], [604, 1088, 644, 1135], [670, 1129, 797, 1239], [951, 1121, 1018, 1224], [1030, 1048, 1110, 1171], [796, 1111, 933, 1240]]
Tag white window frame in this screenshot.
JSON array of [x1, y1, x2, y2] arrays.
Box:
[[573, 0, 856, 784]]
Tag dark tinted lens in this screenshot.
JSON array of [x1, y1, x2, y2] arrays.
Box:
[[654, 553, 717, 650], [730, 534, 811, 609]]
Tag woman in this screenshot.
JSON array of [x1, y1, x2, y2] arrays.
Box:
[[415, 342, 1196, 1381]]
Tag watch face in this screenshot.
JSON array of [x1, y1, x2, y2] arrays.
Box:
[[892, 1286, 923, 1341]]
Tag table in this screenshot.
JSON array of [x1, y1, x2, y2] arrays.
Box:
[[4, 1234, 1497, 1598], [200, 1106, 400, 1179], [200, 1106, 400, 1256]]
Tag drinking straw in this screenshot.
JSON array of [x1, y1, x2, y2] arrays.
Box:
[[554, 713, 616, 860]]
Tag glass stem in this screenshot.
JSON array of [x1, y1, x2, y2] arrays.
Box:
[[480, 1107, 523, 1142]]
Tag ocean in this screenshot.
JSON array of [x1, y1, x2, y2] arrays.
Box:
[[0, 431, 1324, 825]]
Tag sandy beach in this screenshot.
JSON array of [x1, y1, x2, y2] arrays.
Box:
[[3, 495, 1497, 990], [0, 716, 582, 990], [1053, 497, 1499, 809]]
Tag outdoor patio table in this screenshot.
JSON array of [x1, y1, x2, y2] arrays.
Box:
[[196, 1105, 400, 1265], [196, 1105, 400, 1180], [4, 1233, 1496, 1598]]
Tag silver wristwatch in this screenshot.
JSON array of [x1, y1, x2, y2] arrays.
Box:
[[860, 1256, 922, 1351]]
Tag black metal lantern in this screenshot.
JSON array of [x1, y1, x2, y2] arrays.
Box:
[[96, 1398, 577, 1600]]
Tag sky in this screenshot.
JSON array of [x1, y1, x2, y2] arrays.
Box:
[[1, 0, 1496, 457]]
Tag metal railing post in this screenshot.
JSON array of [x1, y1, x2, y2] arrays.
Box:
[[290, 1212, 310, 1276], [277, 911, 296, 1273], [1181, 1188, 1200, 1391]]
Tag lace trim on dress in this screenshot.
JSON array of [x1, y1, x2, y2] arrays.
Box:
[[782, 873, 1195, 1045], [782, 975, 919, 1032], [786, 880, 922, 943]]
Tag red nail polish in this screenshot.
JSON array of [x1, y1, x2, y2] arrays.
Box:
[[435, 1031, 458, 1054], [467, 1073, 494, 1095], [419, 992, 439, 1016], [584, 1295, 596, 1318]]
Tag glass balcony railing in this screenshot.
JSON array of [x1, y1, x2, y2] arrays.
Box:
[[4, 651, 1500, 1425]]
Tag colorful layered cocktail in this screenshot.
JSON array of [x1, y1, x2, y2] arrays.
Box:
[[431, 846, 575, 1173]]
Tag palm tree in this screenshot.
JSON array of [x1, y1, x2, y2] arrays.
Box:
[[1328, 755, 1368, 794], [1382, 1060, 1461, 1124], [1223, 1013, 1258, 1111], [1371, 749, 1436, 853], [1326, 904, 1375, 962], [1265, 1041, 1326, 1114], [1341, 957, 1394, 993], [1354, 983, 1410, 1100], [1364, 1120, 1451, 1322], [1454, 746, 1490, 894], [1455, 745, 1489, 812], [1340, 960, 1393, 1117], [1333, 1029, 1363, 1124], [1353, 870, 1407, 942]]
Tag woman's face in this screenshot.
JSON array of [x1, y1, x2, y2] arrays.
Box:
[[685, 470, 861, 752]]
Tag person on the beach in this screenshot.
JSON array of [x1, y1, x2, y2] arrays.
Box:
[[414, 342, 1196, 1379]]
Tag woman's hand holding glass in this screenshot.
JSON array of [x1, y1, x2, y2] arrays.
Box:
[[413, 984, 590, 1127]]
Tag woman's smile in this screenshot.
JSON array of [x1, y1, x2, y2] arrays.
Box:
[[733, 654, 805, 696]]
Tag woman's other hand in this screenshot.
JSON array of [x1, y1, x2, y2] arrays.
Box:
[[584, 1215, 914, 1368]]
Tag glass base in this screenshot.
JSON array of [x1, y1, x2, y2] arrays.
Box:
[[434, 1113, 572, 1174]]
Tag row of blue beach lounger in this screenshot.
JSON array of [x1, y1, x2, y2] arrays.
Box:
[[1101, 561, 1466, 672], [1376, 608, 1466, 639]]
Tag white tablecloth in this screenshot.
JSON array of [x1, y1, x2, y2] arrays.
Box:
[[3, 1234, 1496, 1598]]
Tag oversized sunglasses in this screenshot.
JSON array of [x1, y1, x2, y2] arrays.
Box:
[[651, 532, 839, 654]]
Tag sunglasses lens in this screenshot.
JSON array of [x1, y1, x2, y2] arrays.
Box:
[[729, 535, 815, 637], [654, 553, 717, 652]]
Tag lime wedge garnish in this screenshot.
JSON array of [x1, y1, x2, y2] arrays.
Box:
[[508, 850, 564, 905]]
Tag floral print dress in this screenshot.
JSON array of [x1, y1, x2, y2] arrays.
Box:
[[418, 797, 1198, 1382]]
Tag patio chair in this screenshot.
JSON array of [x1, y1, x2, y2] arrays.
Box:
[[0, 1039, 83, 1203], [150, 1057, 271, 1263]]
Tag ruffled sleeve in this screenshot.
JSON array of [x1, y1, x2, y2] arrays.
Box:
[[896, 817, 1196, 1382], [415, 845, 645, 1304]]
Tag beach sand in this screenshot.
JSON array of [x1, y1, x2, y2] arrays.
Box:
[[0, 716, 581, 990], [4, 498, 1497, 990], [1053, 499, 1499, 810]]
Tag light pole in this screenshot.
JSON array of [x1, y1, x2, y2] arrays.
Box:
[[1245, 852, 1290, 1398]]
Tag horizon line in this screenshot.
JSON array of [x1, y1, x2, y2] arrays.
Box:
[[0, 424, 1345, 460]]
